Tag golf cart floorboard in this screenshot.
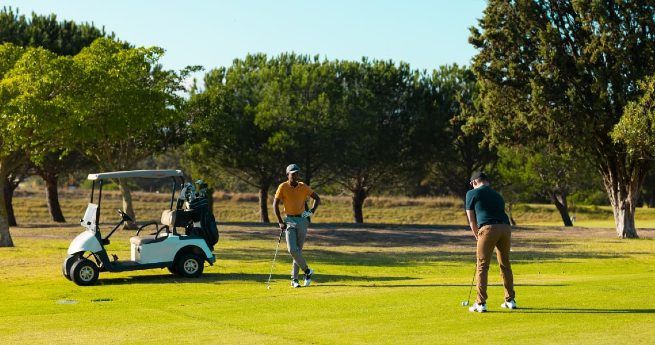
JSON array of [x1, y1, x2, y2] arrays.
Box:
[[104, 260, 171, 272]]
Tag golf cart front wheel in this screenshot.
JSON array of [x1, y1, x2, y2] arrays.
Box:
[[176, 253, 204, 278], [70, 259, 99, 286], [62, 254, 80, 281]]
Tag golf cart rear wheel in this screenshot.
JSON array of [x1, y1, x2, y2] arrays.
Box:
[[176, 253, 204, 278], [70, 258, 99, 286]]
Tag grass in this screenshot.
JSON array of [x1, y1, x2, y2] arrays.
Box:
[[2, 191, 655, 344]]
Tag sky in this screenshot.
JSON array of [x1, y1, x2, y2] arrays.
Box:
[[4, 0, 487, 75]]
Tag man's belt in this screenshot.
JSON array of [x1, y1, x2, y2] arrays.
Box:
[[479, 220, 506, 227], [286, 214, 302, 217]]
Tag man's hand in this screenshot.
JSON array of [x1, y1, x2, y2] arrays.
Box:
[[279, 222, 287, 231]]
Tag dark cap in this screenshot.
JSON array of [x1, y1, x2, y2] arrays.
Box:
[[470, 171, 488, 182], [286, 164, 300, 174]]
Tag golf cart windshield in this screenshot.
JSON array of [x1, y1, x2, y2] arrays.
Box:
[[81, 203, 98, 230]]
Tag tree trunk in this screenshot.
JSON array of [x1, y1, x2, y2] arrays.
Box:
[[0, 162, 14, 247], [352, 187, 367, 224], [117, 179, 138, 229], [550, 191, 572, 227], [600, 159, 646, 238], [4, 176, 17, 227], [43, 173, 66, 223], [258, 184, 270, 223]]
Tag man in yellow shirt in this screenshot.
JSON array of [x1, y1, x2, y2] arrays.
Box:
[[273, 164, 321, 288]]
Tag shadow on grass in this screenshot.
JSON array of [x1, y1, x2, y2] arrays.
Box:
[[98, 272, 417, 286], [217, 246, 632, 267], [319, 283, 567, 288], [218, 247, 473, 266], [516, 307, 655, 314]]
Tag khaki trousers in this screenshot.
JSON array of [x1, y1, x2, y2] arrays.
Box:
[[476, 224, 515, 304], [285, 216, 309, 280]]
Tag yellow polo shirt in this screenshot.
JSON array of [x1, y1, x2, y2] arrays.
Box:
[[274, 181, 313, 215]]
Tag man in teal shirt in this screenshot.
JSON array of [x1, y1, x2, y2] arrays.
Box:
[[465, 171, 516, 312]]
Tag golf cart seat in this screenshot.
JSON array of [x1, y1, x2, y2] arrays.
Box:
[[129, 235, 165, 246], [128, 210, 178, 246]]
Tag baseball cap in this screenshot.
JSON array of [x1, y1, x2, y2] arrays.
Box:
[[286, 164, 300, 174], [470, 171, 488, 182]]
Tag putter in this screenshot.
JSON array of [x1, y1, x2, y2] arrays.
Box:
[[461, 264, 476, 306], [266, 227, 286, 289]]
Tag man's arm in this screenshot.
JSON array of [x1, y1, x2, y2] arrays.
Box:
[[309, 192, 321, 213], [273, 198, 286, 230], [466, 209, 479, 240]]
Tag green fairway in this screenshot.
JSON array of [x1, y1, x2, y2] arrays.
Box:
[[1, 221, 654, 344]]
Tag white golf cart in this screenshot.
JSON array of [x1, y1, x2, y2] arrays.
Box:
[[63, 170, 218, 286]]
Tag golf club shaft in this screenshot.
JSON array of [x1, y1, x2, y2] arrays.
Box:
[[266, 228, 285, 286], [466, 263, 476, 304]]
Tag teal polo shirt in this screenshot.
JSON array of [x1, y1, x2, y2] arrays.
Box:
[[465, 185, 510, 227]]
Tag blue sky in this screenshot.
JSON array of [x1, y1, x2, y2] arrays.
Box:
[[4, 0, 486, 74]]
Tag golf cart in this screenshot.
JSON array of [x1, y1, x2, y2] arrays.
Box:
[[63, 170, 219, 286]]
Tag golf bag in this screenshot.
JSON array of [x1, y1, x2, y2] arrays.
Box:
[[184, 196, 219, 250]]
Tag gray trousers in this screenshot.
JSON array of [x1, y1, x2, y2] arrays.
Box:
[[285, 216, 309, 279]]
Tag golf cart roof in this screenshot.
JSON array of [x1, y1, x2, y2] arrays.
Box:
[[87, 170, 184, 180]]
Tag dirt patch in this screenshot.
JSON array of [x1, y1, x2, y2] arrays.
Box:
[[9, 222, 654, 246]]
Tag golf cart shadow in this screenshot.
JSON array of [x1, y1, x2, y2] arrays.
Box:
[[97, 272, 418, 285]]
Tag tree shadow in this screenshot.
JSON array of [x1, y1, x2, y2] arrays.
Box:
[[218, 247, 473, 266], [217, 245, 633, 267], [98, 272, 417, 286], [516, 307, 655, 314]]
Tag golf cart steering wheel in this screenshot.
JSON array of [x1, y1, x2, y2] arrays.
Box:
[[116, 209, 134, 223]]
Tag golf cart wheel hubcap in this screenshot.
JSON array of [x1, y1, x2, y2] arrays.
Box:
[[184, 259, 198, 273], [80, 266, 94, 281]]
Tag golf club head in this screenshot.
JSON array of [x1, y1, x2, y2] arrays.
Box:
[[461, 301, 469, 306], [267, 285, 271, 290]]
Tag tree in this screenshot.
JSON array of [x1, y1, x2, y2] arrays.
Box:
[[33, 151, 93, 223], [612, 74, 655, 208], [187, 54, 281, 223], [0, 7, 109, 56], [1, 7, 108, 223], [494, 145, 597, 226], [426, 65, 497, 200], [73, 38, 189, 227], [331, 59, 416, 223], [470, 1, 655, 238], [4, 152, 30, 226], [256, 54, 342, 187], [0, 44, 81, 246]]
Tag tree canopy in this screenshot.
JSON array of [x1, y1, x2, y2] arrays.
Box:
[[469, 0, 655, 238]]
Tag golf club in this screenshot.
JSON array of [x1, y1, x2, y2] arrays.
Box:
[[266, 227, 286, 289], [461, 264, 476, 306]]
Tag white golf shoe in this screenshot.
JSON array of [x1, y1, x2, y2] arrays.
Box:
[[304, 268, 314, 287], [468, 303, 487, 313], [291, 279, 301, 288], [501, 299, 517, 309]]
